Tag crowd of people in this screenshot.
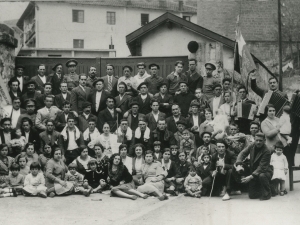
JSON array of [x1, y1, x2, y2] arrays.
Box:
[[0, 58, 294, 201]]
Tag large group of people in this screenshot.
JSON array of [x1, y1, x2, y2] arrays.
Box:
[[0, 58, 294, 201]]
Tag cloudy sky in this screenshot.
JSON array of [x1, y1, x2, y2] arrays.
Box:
[[0, 2, 29, 22]]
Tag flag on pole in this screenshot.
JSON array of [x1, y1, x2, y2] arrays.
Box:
[[282, 60, 293, 72]]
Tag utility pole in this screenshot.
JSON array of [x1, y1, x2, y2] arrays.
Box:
[[278, 0, 283, 91]]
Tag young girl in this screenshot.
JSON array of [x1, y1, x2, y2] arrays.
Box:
[[271, 141, 288, 196], [0, 144, 14, 188], [153, 141, 162, 162], [17, 153, 30, 176], [9, 129, 26, 157], [23, 162, 47, 198], [84, 159, 107, 193], [184, 165, 202, 198], [0, 163, 24, 197], [170, 145, 179, 164], [65, 163, 92, 196]]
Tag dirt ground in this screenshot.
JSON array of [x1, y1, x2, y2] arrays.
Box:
[[1, 170, 300, 225]]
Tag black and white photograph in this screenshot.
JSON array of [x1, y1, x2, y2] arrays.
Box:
[[0, 0, 300, 224]]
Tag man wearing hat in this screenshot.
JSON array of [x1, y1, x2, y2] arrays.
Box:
[[8, 78, 22, 100], [35, 95, 62, 131], [123, 101, 145, 133], [102, 64, 118, 97], [97, 96, 121, 133], [86, 66, 99, 89], [70, 74, 92, 113], [21, 80, 42, 108], [118, 66, 138, 96], [78, 101, 97, 133], [156, 82, 173, 117], [207, 84, 224, 117], [166, 104, 186, 133], [173, 119, 196, 150], [132, 82, 152, 115], [2, 97, 27, 129], [173, 81, 196, 118], [30, 64, 52, 94], [195, 132, 217, 160], [49, 63, 64, 95], [144, 98, 166, 131], [64, 59, 79, 91], [87, 78, 110, 116], [185, 59, 203, 94], [144, 63, 164, 95], [115, 81, 132, 115], [203, 61, 221, 99], [16, 99, 37, 130], [166, 61, 188, 95], [10, 65, 29, 94], [188, 101, 205, 146], [134, 62, 151, 87], [54, 81, 71, 110]]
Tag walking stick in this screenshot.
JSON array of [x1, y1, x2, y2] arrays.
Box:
[[209, 170, 217, 198]]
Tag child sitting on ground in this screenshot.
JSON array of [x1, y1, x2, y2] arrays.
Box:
[[17, 153, 30, 176], [84, 159, 107, 193], [0, 163, 24, 197], [23, 162, 47, 198], [279, 105, 292, 145], [9, 129, 26, 158], [65, 163, 92, 197], [153, 141, 162, 162], [184, 165, 202, 198], [196, 154, 212, 196], [180, 130, 195, 162]]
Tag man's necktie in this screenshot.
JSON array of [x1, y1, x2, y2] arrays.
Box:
[[108, 76, 112, 91]]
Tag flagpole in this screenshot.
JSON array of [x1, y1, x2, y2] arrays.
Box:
[[278, 0, 283, 91]]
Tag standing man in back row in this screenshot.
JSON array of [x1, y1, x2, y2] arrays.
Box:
[[64, 59, 79, 91], [202, 62, 220, 100], [185, 59, 203, 94], [144, 63, 165, 95], [166, 61, 188, 96], [134, 62, 151, 87], [102, 64, 118, 97]]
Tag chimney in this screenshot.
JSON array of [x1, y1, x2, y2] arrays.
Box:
[[179, 1, 184, 11]]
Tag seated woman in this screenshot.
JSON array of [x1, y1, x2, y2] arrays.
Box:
[[71, 147, 95, 175], [0, 144, 15, 188], [137, 150, 168, 201], [161, 148, 181, 196], [176, 151, 193, 193], [132, 144, 145, 186], [119, 144, 133, 174], [94, 144, 109, 178], [84, 159, 107, 193], [261, 104, 285, 150], [88, 123, 120, 157], [15, 143, 39, 167], [108, 153, 148, 200], [45, 147, 74, 197]]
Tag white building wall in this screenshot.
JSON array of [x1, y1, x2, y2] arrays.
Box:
[[35, 2, 196, 57]]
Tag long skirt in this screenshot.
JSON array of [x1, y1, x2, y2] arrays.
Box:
[[111, 181, 136, 196], [54, 182, 74, 195], [137, 177, 164, 195], [23, 184, 47, 195]]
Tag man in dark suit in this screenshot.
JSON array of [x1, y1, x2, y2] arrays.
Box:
[[144, 99, 166, 131], [50, 63, 64, 95], [236, 133, 273, 201], [97, 96, 121, 133], [55, 81, 71, 110], [0, 118, 15, 151], [87, 78, 110, 116], [70, 74, 92, 113], [55, 101, 78, 132], [156, 82, 173, 117], [30, 64, 52, 93], [173, 81, 196, 118], [232, 85, 257, 134], [21, 81, 42, 108], [115, 82, 132, 115], [185, 59, 203, 94], [8, 78, 22, 100], [86, 66, 99, 89], [144, 63, 165, 95], [36, 82, 53, 110], [9, 65, 29, 94], [188, 101, 205, 146], [132, 82, 152, 115], [166, 104, 186, 133], [20, 117, 40, 153], [124, 101, 144, 133], [102, 64, 118, 97], [202, 140, 237, 200], [77, 102, 97, 133]]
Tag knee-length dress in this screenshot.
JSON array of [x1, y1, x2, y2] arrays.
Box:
[[270, 153, 288, 181], [137, 161, 167, 194], [23, 173, 47, 195], [109, 165, 135, 194]]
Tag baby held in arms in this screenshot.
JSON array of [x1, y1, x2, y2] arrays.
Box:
[[212, 109, 229, 140]]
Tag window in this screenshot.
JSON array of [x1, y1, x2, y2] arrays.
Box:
[[183, 16, 191, 22], [107, 12, 116, 25], [141, 14, 149, 26], [73, 10, 84, 23], [73, 39, 84, 48]]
